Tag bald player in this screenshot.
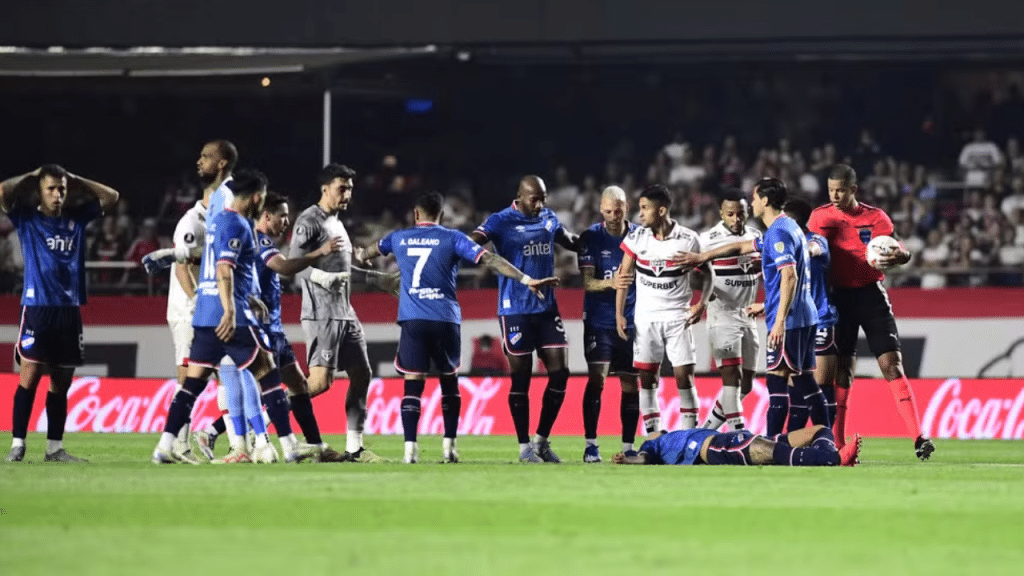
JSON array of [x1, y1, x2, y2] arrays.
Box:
[[470, 175, 576, 463], [576, 186, 641, 462]]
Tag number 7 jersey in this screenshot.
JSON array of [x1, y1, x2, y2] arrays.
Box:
[[377, 223, 485, 323]]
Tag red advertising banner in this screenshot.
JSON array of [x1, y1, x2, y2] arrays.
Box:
[[1, 375, 1023, 439]]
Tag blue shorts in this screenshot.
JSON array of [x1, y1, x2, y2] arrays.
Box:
[[266, 330, 298, 368], [765, 325, 816, 374], [395, 320, 461, 375], [17, 306, 84, 367], [499, 307, 568, 356], [188, 325, 270, 370], [815, 324, 837, 356], [583, 324, 637, 375], [703, 430, 757, 465]]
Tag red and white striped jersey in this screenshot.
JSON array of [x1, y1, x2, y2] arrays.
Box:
[[700, 222, 762, 327], [620, 220, 701, 321]]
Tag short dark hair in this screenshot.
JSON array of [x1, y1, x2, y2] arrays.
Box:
[[639, 184, 672, 210], [415, 191, 444, 220], [719, 187, 746, 205], [210, 140, 238, 173], [38, 164, 68, 180], [783, 198, 813, 230], [754, 177, 788, 210], [828, 163, 857, 185], [262, 191, 288, 214], [318, 163, 357, 187], [228, 168, 268, 198]]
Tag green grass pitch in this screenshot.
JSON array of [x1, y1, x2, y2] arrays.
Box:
[[2, 433, 1024, 576]]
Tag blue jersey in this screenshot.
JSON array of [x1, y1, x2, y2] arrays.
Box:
[[193, 209, 261, 328], [753, 216, 818, 331], [806, 232, 837, 328], [475, 203, 565, 315], [578, 221, 636, 329], [639, 428, 718, 465], [255, 231, 284, 333], [9, 200, 101, 306], [206, 177, 259, 298], [379, 223, 485, 323]]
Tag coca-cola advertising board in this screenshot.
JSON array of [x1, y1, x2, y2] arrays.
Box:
[[2, 375, 1022, 440]]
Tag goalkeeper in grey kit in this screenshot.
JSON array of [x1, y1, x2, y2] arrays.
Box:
[[288, 163, 398, 462]]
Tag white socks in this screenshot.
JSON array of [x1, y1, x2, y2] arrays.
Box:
[[721, 386, 745, 430], [346, 430, 362, 453], [678, 387, 699, 430], [12, 438, 25, 448], [639, 388, 661, 434], [622, 442, 634, 452], [46, 439, 63, 454], [442, 437, 455, 453]]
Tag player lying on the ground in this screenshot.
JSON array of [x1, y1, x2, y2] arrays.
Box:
[[611, 425, 861, 467]]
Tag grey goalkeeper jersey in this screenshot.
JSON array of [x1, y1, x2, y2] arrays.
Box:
[[289, 204, 357, 321]]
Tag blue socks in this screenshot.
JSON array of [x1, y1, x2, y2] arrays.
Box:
[[765, 374, 789, 437], [402, 379, 425, 442]]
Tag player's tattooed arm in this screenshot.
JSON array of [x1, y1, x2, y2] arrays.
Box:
[[68, 173, 120, 211], [479, 251, 560, 299], [0, 167, 41, 212], [612, 451, 650, 465]]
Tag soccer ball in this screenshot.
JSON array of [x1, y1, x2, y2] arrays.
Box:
[[866, 235, 900, 270]]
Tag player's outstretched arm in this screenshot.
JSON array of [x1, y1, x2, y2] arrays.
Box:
[[267, 237, 342, 277], [479, 251, 559, 299], [580, 266, 613, 293], [612, 451, 650, 465], [674, 239, 754, 268], [354, 243, 382, 265], [554, 227, 581, 253], [0, 167, 41, 212], [469, 230, 490, 246], [215, 262, 237, 342], [69, 173, 120, 211]]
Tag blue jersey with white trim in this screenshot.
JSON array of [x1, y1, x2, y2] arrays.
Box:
[[193, 209, 261, 327], [379, 223, 484, 323], [578, 221, 636, 329], [753, 216, 818, 331], [9, 200, 101, 306], [206, 177, 259, 299], [475, 203, 564, 315], [639, 428, 718, 465], [806, 232, 837, 328], [255, 231, 283, 332]]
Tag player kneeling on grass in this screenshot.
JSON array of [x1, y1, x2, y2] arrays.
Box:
[[612, 426, 861, 467]]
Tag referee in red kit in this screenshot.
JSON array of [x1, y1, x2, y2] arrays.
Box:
[[808, 164, 935, 461]]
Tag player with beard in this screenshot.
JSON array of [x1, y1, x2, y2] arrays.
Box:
[[3, 165, 119, 462], [691, 190, 762, 431], [808, 164, 934, 460], [289, 163, 397, 462], [470, 175, 579, 463], [577, 186, 640, 462]]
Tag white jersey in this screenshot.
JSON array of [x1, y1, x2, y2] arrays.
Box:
[[700, 222, 762, 327], [166, 200, 207, 322], [621, 220, 701, 321]]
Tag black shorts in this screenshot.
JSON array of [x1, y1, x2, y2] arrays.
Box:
[[266, 330, 298, 369], [188, 325, 270, 370], [395, 320, 461, 375], [832, 283, 901, 358], [703, 430, 757, 465], [17, 305, 84, 367], [815, 324, 838, 356], [583, 324, 637, 375], [499, 307, 568, 356]]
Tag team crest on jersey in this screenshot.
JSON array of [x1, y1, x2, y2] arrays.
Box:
[[858, 228, 873, 244], [544, 219, 554, 231], [738, 254, 757, 273], [600, 250, 612, 257], [515, 225, 526, 232], [509, 332, 522, 345], [774, 242, 784, 253], [649, 259, 666, 274], [321, 350, 333, 361], [259, 236, 273, 247], [228, 238, 242, 250]]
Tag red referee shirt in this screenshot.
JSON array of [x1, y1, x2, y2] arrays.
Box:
[[807, 202, 894, 289]]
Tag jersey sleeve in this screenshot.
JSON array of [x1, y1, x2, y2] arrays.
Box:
[[173, 212, 202, 252], [474, 211, 503, 241], [620, 230, 639, 259], [808, 233, 829, 259], [377, 232, 394, 257], [452, 230, 486, 264], [288, 214, 320, 258], [216, 217, 250, 268], [875, 210, 895, 237], [577, 230, 594, 268], [257, 232, 281, 264], [765, 227, 796, 269], [72, 199, 102, 224], [807, 209, 825, 236]]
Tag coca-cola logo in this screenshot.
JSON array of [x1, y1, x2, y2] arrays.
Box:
[[921, 378, 1024, 439], [365, 377, 502, 435]]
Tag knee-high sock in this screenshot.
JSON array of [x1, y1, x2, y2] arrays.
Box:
[[620, 390, 640, 445], [258, 370, 292, 437], [888, 376, 923, 438], [787, 382, 809, 432], [12, 386, 36, 441], [797, 375, 830, 428], [223, 367, 246, 437], [773, 427, 840, 466], [45, 391, 68, 442], [289, 393, 322, 445], [439, 374, 461, 439], [508, 371, 531, 444], [821, 385, 837, 426], [639, 387, 661, 434], [242, 370, 266, 435], [833, 385, 850, 446], [765, 374, 789, 437], [582, 379, 602, 441], [536, 369, 569, 438], [401, 379, 425, 443], [702, 392, 727, 430], [720, 385, 744, 430], [158, 377, 207, 451], [678, 386, 698, 430]]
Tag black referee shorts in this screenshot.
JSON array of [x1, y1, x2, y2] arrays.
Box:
[[831, 282, 901, 358]]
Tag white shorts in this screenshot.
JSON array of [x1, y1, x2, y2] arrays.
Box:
[[168, 319, 194, 367], [633, 318, 696, 371], [708, 323, 760, 370]]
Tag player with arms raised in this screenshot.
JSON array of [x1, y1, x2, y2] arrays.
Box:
[[359, 192, 557, 463], [808, 164, 934, 460], [693, 189, 762, 431], [616, 185, 704, 435], [3, 165, 119, 462], [577, 186, 640, 462], [470, 175, 578, 463]]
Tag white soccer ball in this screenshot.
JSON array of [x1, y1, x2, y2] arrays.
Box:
[[866, 235, 900, 270]]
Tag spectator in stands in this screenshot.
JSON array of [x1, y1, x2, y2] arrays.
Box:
[[548, 165, 579, 229], [662, 132, 687, 164], [668, 146, 705, 187], [1010, 209, 1024, 247], [853, 128, 882, 178], [919, 229, 950, 289], [949, 235, 987, 287], [470, 335, 509, 376], [123, 217, 166, 287], [959, 128, 1004, 188], [719, 134, 744, 186], [996, 227, 1024, 285], [114, 198, 135, 246], [573, 175, 601, 226], [1001, 176, 1024, 219], [1005, 137, 1024, 176], [0, 213, 22, 294], [90, 215, 124, 285]]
